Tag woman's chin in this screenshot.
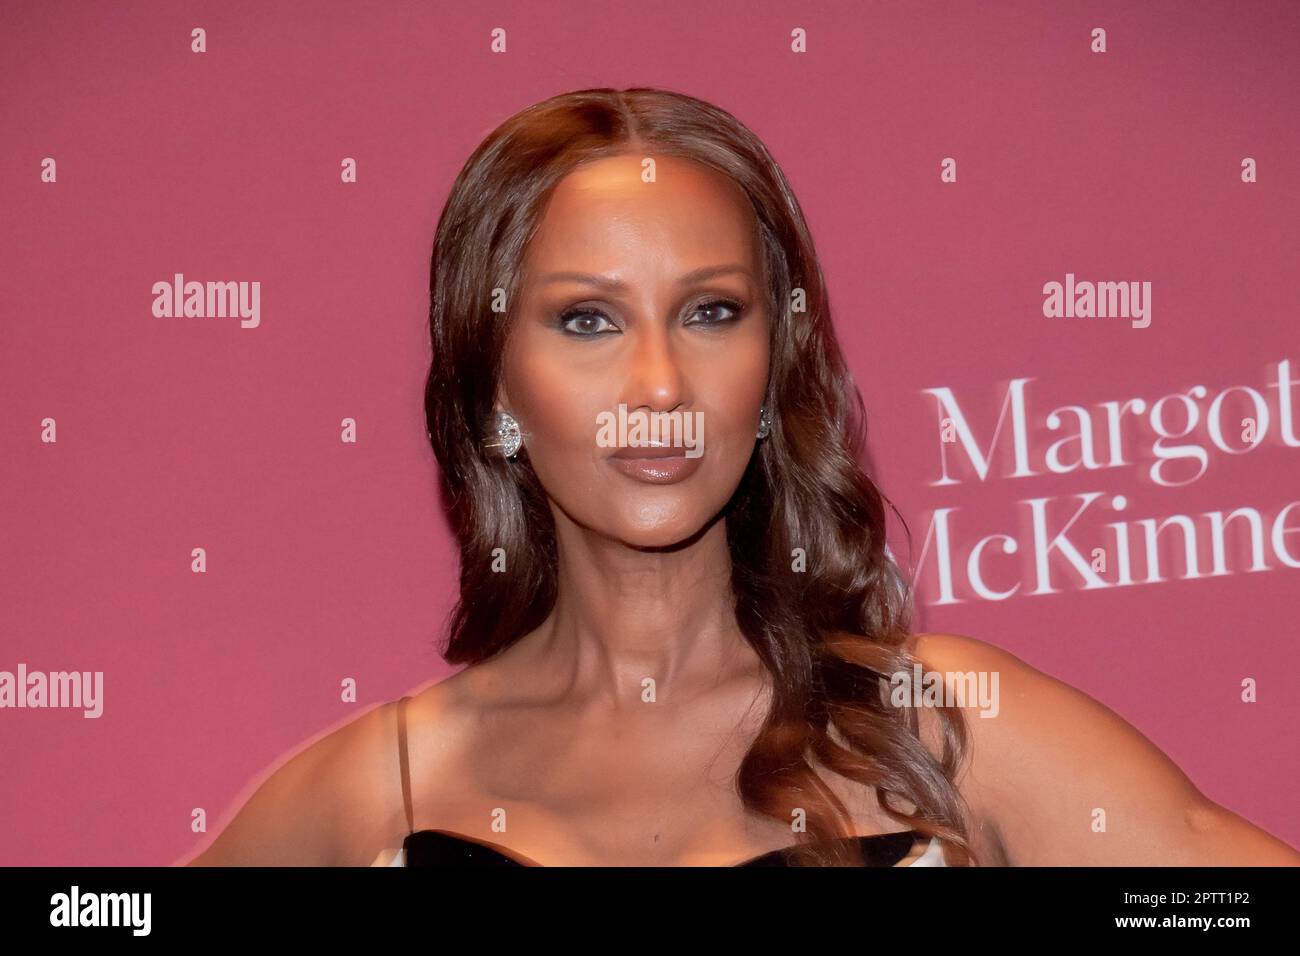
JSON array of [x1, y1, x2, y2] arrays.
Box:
[[612, 517, 708, 551]]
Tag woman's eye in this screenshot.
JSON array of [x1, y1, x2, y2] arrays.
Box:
[[686, 298, 744, 326], [556, 298, 744, 336], [557, 310, 618, 335]]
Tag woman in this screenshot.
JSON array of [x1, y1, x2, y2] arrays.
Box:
[[185, 87, 1298, 867]]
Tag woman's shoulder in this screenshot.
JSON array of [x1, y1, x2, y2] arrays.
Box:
[[898, 629, 1131, 785], [903, 629, 1021, 673], [895, 631, 1290, 864], [901, 629, 1147, 753], [183, 686, 460, 867]]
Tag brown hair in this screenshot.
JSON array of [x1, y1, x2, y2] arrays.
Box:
[[424, 87, 977, 865]]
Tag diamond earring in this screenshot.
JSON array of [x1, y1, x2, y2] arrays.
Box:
[[485, 409, 523, 459], [756, 405, 772, 439]]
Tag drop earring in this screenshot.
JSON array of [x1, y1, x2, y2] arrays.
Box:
[[756, 405, 772, 439], [485, 409, 524, 459]]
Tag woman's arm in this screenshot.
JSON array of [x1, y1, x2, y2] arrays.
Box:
[[910, 632, 1300, 866]]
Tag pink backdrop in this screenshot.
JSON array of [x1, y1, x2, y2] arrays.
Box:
[[1, 0, 1295, 865]]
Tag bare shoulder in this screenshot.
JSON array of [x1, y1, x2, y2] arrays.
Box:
[[182, 695, 415, 867], [902, 631, 1300, 864]]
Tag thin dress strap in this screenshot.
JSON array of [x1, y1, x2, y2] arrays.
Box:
[[396, 695, 415, 835]]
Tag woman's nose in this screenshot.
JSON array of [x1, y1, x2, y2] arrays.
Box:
[[620, 320, 690, 412]]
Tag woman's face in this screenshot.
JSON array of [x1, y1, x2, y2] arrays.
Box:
[[498, 153, 771, 548]]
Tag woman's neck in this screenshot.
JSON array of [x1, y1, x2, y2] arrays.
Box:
[[506, 515, 763, 710]]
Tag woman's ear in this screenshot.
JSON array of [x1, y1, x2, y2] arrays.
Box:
[[493, 385, 511, 416]]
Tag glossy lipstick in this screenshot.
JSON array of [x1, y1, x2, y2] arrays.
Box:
[[609, 444, 702, 484]]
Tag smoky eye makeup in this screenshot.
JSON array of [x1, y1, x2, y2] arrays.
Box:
[[686, 297, 747, 327], [553, 303, 619, 336], [550, 296, 749, 337]]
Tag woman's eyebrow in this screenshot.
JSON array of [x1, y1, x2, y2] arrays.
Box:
[[537, 264, 754, 290]]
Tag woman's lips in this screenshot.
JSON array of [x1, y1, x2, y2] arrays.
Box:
[[608, 447, 702, 484]]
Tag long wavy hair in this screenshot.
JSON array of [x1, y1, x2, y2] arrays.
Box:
[[424, 87, 977, 866]]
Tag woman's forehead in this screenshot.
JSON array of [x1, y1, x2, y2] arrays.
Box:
[[523, 154, 761, 276]]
